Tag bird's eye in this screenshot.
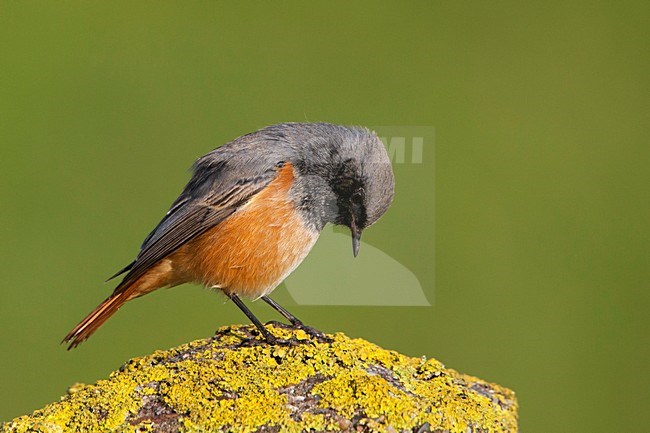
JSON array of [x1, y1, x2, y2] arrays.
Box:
[[350, 189, 364, 204]]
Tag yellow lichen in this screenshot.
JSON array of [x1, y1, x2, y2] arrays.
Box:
[[1, 324, 517, 433]]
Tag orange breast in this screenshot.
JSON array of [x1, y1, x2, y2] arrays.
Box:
[[170, 162, 318, 298]]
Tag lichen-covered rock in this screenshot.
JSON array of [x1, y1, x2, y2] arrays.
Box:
[[1, 324, 517, 433]]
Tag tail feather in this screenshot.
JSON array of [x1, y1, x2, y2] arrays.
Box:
[[62, 291, 129, 350]]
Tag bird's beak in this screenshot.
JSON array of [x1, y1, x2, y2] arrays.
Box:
[[351, 224, 362, 257]]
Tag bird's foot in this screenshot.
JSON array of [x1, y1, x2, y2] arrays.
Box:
[[217, 324, 298, 347], [265, 320, 333, 344], [294, 322, 334, 344], [263, 332, 300, 347]]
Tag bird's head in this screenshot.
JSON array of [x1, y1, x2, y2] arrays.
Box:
[[266, 123, 395, 256]]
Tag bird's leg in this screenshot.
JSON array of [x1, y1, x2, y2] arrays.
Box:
[[228, 293, 295, 346], [261, 296, 333, 343], [261, 295, 302, 326]]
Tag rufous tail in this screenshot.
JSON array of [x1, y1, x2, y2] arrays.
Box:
[[63, 291, 130, 350]]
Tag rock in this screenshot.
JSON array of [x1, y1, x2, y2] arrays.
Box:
[[1, 324, 517, 432]]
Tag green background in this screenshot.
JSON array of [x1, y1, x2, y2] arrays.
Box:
[[1, 2, 648, 431]]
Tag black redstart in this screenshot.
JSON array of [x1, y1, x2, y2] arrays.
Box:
[[64, 122, 394, 348]]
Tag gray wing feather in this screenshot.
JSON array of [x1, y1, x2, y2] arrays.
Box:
[[111, 157, 281, 292]]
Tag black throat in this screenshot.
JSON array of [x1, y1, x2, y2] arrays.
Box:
[[329, 160, 367, 229]]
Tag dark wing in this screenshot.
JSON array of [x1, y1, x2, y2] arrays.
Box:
[[109, 160, 280, 292]]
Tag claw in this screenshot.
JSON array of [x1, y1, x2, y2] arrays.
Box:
[[293, 322, 334, 344], [263, 321, 333, 344]]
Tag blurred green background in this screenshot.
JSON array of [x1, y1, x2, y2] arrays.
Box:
[[1, 1, 648, 431]]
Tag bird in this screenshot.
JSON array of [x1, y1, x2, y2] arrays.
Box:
[[63, 122, 395, 349]]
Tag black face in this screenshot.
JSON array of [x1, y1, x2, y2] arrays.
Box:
[[328, 161, 368, 257], [340, 187, 367, 229], [329, 162, 367, 230]]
